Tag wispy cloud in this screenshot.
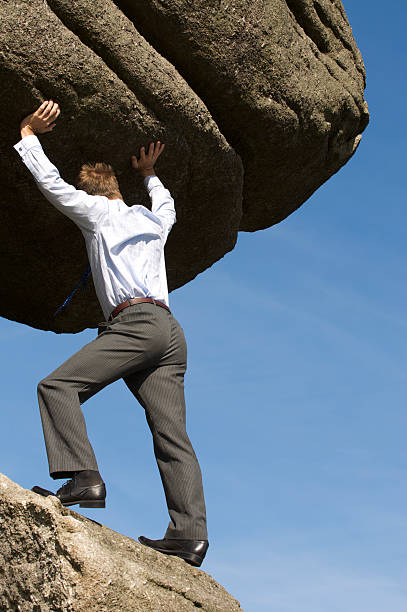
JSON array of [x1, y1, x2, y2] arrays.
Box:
[[181, 249, 407, 382]]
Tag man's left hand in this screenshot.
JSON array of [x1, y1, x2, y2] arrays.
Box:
[[20, 100, 61, 138]]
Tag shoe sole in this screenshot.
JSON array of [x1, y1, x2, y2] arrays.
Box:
[[139, 543, 203, 567], [62, 499, 106, 508], [178, 552, 204, 567]]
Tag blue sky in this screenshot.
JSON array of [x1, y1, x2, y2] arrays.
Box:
[[1, 1, 406, 610]]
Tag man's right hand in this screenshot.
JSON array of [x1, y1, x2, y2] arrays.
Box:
[[20, 100, 60, 138], [131, 141, 165, 178]]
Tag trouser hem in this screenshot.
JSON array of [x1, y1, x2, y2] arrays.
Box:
[[50, 466, 99, 480], [165, 527, 208, 540]]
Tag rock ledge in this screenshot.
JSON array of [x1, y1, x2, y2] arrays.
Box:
[[0, 473, 242, 612]]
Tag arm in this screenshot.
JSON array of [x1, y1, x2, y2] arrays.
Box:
[[132, 141, 176, 233], [15, 101, 107, 231]]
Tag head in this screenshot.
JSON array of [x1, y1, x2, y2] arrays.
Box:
[[77, 162, 122, 200]]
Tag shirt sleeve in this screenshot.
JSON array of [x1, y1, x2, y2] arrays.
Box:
[[144, 175, 176, 237], [14, 135, 108, 231]]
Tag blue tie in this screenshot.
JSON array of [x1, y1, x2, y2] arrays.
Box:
[[54, 265, 92, 316]]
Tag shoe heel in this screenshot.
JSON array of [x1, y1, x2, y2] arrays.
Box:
[[179, 552, 203, 567], [79, 500, 105, 508]]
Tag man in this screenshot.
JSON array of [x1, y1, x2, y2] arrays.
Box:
[[15, 100, 208, 568]]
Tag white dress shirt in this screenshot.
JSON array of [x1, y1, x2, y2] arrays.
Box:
[[14, 135, 176, 319]]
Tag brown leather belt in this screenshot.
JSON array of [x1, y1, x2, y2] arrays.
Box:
[[109, 297, 170, 321]]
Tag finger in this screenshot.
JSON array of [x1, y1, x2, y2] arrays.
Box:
[[36, 100, 49, 115], [131, 155, 139, 167], [150, 141, 159, 161], [155, 141, 165, 158], [48, 105, 60, 122], [151, 141, 164, 162], [147, 142, 155, 158], [44, 100, 56, 120], [139, 146, 146, 161], [38, 100, 54, 119], [44, 102, 59, 122], [38, 100, 54, 120]]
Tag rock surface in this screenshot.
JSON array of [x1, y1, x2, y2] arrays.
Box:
[[0, 0, 368, 332], [0, 473, 242, 612], [116, 0, 369, 230]]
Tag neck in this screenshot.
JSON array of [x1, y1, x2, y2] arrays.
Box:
[[108, 192, 123, 201]]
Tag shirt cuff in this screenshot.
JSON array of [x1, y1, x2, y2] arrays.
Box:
[[144, 175, 164, 193], [14, 135, 42, 157]]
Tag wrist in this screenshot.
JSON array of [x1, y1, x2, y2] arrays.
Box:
[[138, 168, 156, 178], [20, 124, 35, 138]]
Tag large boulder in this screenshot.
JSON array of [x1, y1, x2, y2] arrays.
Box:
[[0, 0, 368, 332], [116, 0, 369, 230], [0, 473, 242, 611]]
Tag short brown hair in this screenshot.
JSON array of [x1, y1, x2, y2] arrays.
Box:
[[77, 162, 121, 199]]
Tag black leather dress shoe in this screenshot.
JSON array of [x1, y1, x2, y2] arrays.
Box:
[[138, 536, 209, 567], [32, 477, 106, 508], [56, 476, 106, 508], [32, 485, 54, 498]]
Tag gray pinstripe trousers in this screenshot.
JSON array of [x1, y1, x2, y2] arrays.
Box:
[[37, 303, 207, 540]]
